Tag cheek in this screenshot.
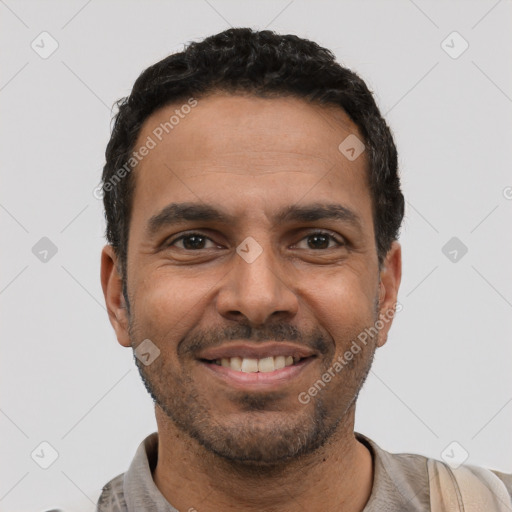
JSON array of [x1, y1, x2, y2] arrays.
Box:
[[307, 270, 377, 348], [130, 271, 194, 342], [130, 267, 221, 345]]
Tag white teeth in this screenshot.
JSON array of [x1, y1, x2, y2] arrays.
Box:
[[213, 355, 300, 372], [241, 358, 259, 373], [274, 356, 286, 369], [258, 357, 275, 373], [230, 356, 242, 371]]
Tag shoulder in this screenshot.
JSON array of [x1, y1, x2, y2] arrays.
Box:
[[491, 469, 512, 494], [427, 459, 512, 510], [385, 449, 512, 506], [96, 472, 127, 512], [356, 433, 512, 510]]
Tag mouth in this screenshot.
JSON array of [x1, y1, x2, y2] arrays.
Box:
[[197, 343, 317, 389]]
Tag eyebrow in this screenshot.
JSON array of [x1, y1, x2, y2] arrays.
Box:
[[146, 201, 362, 237]]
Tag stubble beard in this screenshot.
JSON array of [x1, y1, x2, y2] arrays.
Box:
[[127, 298, 379, 467]]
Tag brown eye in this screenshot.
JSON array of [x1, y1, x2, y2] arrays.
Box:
[[167, 233, 216, 250], [296, 231, 343, 250]]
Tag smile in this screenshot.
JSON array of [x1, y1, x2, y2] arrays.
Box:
[[197, 342, 317, 389]]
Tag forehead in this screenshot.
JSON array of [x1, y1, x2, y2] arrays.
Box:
[[129, 94, 372, 232], [137, 93, 363, 168]]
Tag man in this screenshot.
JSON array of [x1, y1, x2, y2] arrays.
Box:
[[97, 28, 511, 511]]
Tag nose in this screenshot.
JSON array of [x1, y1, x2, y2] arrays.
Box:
[[215, 239, 299, 326]]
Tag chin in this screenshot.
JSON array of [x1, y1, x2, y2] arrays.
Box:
[[182, 406, 337, 466]]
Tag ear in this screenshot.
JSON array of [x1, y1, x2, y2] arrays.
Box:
[[376, 241, 402, 348], [100, 245, 131, 347]]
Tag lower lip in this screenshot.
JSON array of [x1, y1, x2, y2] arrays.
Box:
[[200, 358, 314, 390]]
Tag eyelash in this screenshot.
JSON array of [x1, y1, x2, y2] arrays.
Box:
[[165, 231, 345, 250]]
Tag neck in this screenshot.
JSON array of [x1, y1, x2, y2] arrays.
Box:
[[153, 405, 374, 512]]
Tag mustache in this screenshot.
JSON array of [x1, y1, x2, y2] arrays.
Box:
[[177, 323, 330, 357]]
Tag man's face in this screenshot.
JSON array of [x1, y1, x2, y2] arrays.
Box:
[[102, 94, 401, 465]]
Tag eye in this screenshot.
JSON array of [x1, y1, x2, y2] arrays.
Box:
[[295, 231, 344, 250], [166, 232, 218, 250], [164, 230, 344, 252]]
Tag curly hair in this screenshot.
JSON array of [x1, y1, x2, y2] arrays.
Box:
[[102, 27, 404, 279]]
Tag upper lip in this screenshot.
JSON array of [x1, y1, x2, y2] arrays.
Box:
[[198, 342, 317, 361]]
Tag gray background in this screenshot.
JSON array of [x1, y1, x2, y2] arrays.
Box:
[[1, 0, 511, 510]]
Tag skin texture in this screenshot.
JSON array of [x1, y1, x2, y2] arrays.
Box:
[[101, 94, 402, 512]]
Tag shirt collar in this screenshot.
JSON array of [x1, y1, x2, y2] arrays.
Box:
[[356, 432, 429, 511]]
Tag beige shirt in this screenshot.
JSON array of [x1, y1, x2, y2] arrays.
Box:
[[96, 432, 512, 511]]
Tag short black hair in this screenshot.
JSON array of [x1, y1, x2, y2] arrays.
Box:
[[102, 27, 404, 282]]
